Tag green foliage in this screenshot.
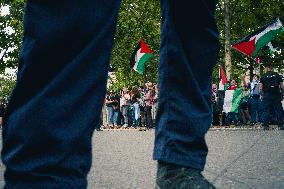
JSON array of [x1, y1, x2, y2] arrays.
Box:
[[110, 0, 160, 90], [0, 76, 16, 101], [0, 0, 283, 91], [215, 0, 284, 83], [0, 0, 25, 73]]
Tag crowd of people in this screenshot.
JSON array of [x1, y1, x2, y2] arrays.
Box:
[[212, 77, 260, 127], [98, 67, 284, 131], [212, 68, 284, 130], [0, 71, 283, 131], [99, 82, 158, 130]]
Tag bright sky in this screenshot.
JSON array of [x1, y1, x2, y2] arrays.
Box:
[[1, 5, 14, 38], [0, 5, 10, 16]]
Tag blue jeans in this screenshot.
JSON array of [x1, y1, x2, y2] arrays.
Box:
[[121, 105, 129, 125], [249, 96, 261, 123], [262, 96, 283, 127], [154, 0, 219, 170], [113, 111, 119, 125], [107, 106, 114, 125], [128, 105, 134, 126], [2, 0, 219, 188]]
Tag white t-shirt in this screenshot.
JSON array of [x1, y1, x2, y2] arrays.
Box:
[[120, 94, 130, 106]]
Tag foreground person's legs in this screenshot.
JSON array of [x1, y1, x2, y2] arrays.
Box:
[[154, 0, 220, 188], [2, 1, 121, 188]]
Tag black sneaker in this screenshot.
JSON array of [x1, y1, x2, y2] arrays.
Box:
[[155, 161, 216, 189]]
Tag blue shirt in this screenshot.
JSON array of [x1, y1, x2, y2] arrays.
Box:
[[247, 80, 260, 96]]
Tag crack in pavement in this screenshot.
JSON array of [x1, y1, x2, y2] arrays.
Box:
[[211, 133, 265, 183], [205, 170, 253, 189]]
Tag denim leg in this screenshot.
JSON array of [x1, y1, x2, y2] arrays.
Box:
[[107, 106, 114, 125], [112, 111, 119, 125], [255, 98, 261, 123], [259, 100, 264, 123], [128, 106, 133, 126], [251, 97, 261, 123], [250, 98, 257, 123], [133, 119, 139, 128], [2, 0, 121, 188], [145, 106, 153, 128], [122, 106, 129, 125], [262, 98, 272, 126], [272, 98, 284, 127], [154, 0, 220, 171]]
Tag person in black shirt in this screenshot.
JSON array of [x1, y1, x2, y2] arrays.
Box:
[[260, 64, 284, 130], [211, 84, 219, 126], [105, 91, 116, 128], [0, 99, 6, 127], [111, 94, 120, 128], [131, 88, 141, 128]]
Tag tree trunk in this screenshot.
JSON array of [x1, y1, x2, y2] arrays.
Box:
[[0, 49, 7, 64], [224, 0, 232, 80]]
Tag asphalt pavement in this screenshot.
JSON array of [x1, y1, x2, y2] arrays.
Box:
[[0, 129, 283, 189]]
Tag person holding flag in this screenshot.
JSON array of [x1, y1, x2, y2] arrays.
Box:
[[2, 1, 220, 189], [242, 74, 262, 125]]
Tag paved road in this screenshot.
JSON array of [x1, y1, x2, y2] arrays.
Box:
[[0, 130, 283, 189]]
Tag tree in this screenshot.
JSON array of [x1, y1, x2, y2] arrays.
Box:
[[0, 0, 24, 73], [110, 0, 160, 91], [214, 0, 284, 84], [224, 0, 232, 80], [1, 0, 283, 89], [0, 76, 16, 101]]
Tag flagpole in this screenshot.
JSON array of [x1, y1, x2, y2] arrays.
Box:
[[143, 63, 147, 91], [143, 54, 154, 91], [249, 61, 254, 82]]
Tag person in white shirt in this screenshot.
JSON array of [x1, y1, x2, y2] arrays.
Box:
[[120, 87, 130, 127]]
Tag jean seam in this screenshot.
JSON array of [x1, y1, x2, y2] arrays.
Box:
[[161, 0, 171, 159]]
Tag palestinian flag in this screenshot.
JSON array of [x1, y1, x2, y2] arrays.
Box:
[[267, 42, 277, 54], [218, 64, 227, 90], [130, 39, 153, 75], [232, 17, 284, 57], [223, 88, 243, 113]]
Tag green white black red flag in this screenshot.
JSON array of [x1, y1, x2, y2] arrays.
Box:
[[232, 18, 284, 57], [130, 39, 153, 75]]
